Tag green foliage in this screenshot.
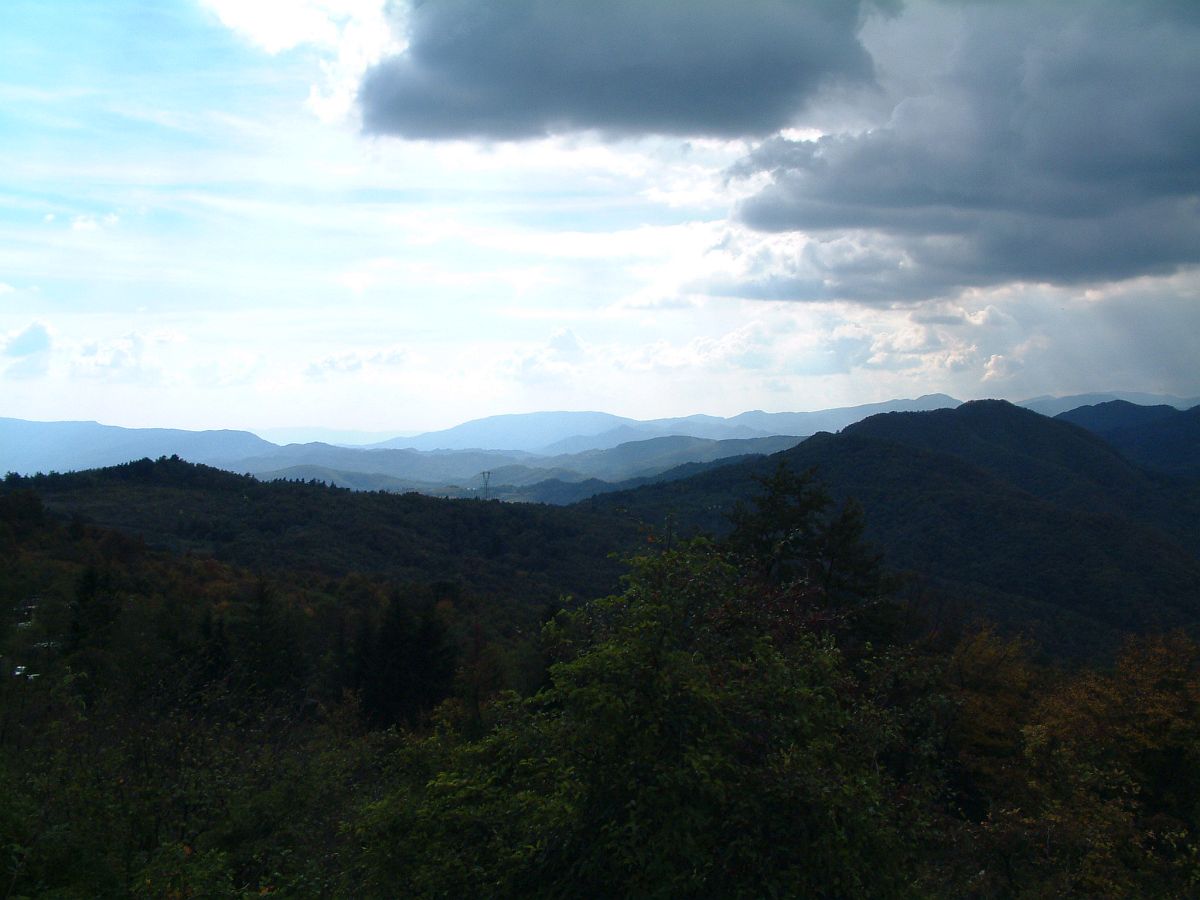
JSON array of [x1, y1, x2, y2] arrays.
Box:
[[3, 455, 1200, 896], [356, 539, 932, 897], [0, 486, 461, 896], [727, 461, 884, 606], [358, 592, 456, 728]]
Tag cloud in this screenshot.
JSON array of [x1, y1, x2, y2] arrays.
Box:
[[2, 322, 52, 379], [304, 346, 407, 381], [70, 213, 119, 232], [505, 328, 587, 384], [615, 321, 787, 376], [727, 1, 1200, 301], [71, 332, 163, 383], [4, 322, 52, 357], [546, 327, 583, 359], [650, 270, 1199, 400], [982, 353, 1022, 383], [882, 277, 1200, 398], [203, 0, 399, 120], [360, 0, 881, 140], [203, 0, 345, 53]]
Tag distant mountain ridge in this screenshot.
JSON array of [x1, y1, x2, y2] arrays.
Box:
[[7, 393, 1194, 495], [369, 411, 638, 452], [1055, 400, 1180, 434], [845, 400, 1197, 539], [1055, 400, 1200, 478], [377, 394, 962, 453], [0, 417, 276, 475], [245, 434, 803, 495], [0, 395, 960, 478], [1018, 391, 1200, 417]]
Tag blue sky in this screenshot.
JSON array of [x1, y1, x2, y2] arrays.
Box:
[[2, 1, 1198, 433]]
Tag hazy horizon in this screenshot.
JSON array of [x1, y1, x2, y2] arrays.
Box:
[[8, 390, 1200, 448], [3, 1, 1198, 433]]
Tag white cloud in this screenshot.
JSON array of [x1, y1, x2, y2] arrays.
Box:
[[3, 321, 52, 357], [2, 321, 53, 380], [69, 213, 119, 232], [202, 0, 399, 121], [68, 329, 187, 384], [203, 0, 364, 54], [983, 354, 1021, 383], [504, 329, 589, 385], [304, 345, 408, 382]]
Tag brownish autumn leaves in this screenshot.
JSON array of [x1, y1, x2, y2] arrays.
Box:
[[950, 627, 1200, 896]]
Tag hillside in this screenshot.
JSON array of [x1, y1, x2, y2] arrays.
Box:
[[8, 401, 1198, 658], [1056, 401, 1200, 479], [844, 400, 1198, 542], [240, 434, 801, 492], [231, 443, 530, 484], [586, 402, 1200, 656], [10, 456, 1200, 897], [11, 456, 638, 608], [1102, 406, 1200, 478], [490, 434, 802, 485], [726, 393, 961, 435], [1055, 399, 1180, 434]]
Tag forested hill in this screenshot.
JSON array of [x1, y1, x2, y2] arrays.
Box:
[[843, 399, 1200, 542], [7, 406, 1200, 894], [586, 400, 1200, 657], [1056, 398, 1181, 434], [8, 456, 638, 608], [1056, 400, 1200, 479], [8, 400, 1199, 658]]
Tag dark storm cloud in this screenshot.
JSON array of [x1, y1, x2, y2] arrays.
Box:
[[730, 0, 1200, 300], [360, 0, 883, 140]]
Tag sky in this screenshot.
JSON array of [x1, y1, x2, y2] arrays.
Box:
[[1, 0, 1198, 433]]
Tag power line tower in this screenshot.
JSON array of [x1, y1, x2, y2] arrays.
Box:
[[480, 470, 491, 501]]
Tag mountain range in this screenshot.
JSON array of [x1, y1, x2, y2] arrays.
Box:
[[2, 395, 962, 483], [10, 397, 1198, 661], [371, 394, 963, 453], [4, 392, 1195, 511], [6, 399, 1200, 899], [1016, 391, 1200, 417]]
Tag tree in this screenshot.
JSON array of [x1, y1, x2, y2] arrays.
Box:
[[727, 462, 883, 600], [965, 633, 1200, 896], [360, 592, 455, 729], [357, 540, 933, 897]]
